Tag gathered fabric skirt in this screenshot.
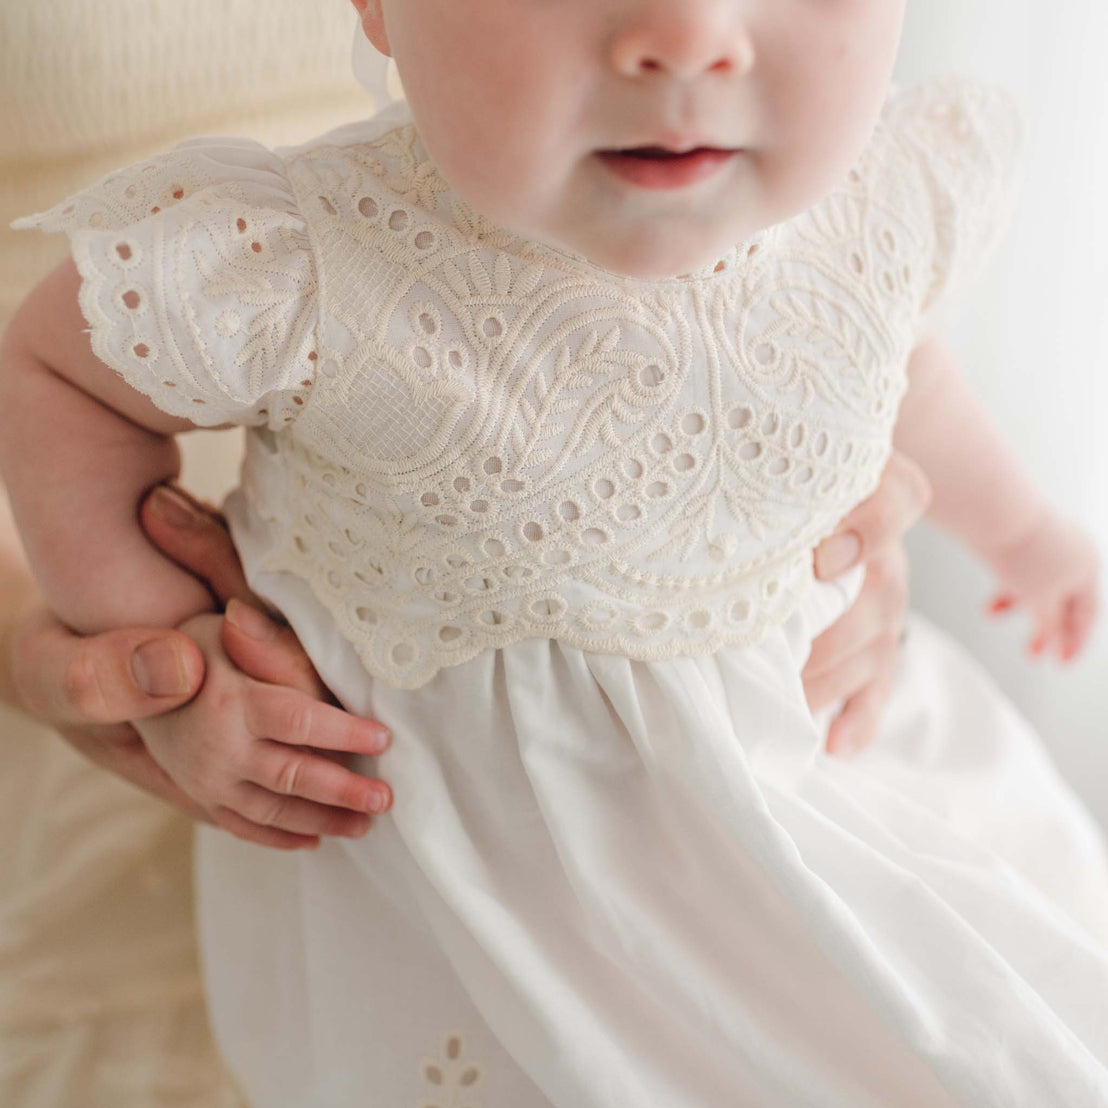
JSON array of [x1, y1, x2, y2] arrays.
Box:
[[195, 561, 1108, 1107]]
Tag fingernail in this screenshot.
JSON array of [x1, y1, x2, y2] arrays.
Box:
[[225, 598, 279, 641], [365, 786, 390, 814], [816, 531, 861, 579], [132, 639, 194, 696], [149, 486, 201, 529]]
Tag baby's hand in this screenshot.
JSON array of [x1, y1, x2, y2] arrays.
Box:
[[134, 611, 392, 850], [983, 507, 1101, 664]]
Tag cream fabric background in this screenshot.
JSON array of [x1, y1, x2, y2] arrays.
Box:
[[0, 1, 371, 1103]]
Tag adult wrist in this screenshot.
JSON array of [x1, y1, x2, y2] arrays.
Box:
[[0, 563, 44, 713]]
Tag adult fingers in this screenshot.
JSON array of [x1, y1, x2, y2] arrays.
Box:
[[55, 722, 214, 822], [221, 601, 333, 702], [814, 451, 931, 580], [246, 739, 392, 815], [11, 605, 205, 726], [803, 633, 894, 717], [244, 684, 392, 756], [825, 662, 898, 758], [803, 545, 909, 709], [139, 484, 269, 611]]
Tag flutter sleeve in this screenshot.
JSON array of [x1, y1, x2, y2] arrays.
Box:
[[889, 78, 1026, 338], [12, 136, 318, 428]]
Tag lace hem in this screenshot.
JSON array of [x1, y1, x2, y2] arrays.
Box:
[[260, 538, 820, 688]]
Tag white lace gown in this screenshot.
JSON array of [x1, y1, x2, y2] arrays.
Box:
[[16, 80, 1108, 1106]]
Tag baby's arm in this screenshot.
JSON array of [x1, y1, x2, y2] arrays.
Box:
[[0, 258, 216, 633], [0, 259, 393, 847], [893, 336, 1044, 558], [892, 335, 1100, 660]]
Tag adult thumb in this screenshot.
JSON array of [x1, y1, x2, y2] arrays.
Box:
[[12, 612, 206, 726]]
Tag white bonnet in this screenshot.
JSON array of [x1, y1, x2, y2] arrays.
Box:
[[351, 21, 406, 104]]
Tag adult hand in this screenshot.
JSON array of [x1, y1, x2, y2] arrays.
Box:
[[7, 574, 212, 822], [803, 451, 932, 758], [6, 483, 347, 829]]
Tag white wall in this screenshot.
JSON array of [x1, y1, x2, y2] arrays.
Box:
[[895, 2, 1108, 826]]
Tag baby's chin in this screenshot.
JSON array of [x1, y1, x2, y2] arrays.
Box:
[[533, 223, 753, 281]]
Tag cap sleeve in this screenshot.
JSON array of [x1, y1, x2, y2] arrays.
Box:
[[889, 78, 1025, 338], [12, 136, 319, 428]]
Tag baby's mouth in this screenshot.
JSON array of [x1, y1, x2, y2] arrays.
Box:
[[613, 145, 722, 160], [596, 146, 740, 190]]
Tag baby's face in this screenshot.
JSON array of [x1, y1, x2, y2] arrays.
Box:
[[354, 0, 906, 280]]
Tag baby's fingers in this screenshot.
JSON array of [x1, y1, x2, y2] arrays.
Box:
[[1060, 592, 1098, 663], [211, 806, 321, 851], [249, 740, 392, 815], [1028, 611, 1061, 658], [230, 781, 373, 838], [245, 685, 391, 756]]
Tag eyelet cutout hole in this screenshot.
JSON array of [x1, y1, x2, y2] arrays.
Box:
[[728, 406, 753, 430]]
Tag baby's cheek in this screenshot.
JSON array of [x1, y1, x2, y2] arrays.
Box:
[[748, 145, 830, 229]]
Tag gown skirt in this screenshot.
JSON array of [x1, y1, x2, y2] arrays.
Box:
[[195, 553, 1108, 1108]]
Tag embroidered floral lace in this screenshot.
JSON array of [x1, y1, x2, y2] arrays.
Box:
[[15, 79, 1021, 688]]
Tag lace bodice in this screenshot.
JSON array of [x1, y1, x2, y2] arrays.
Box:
[[15, 79, 1022, 688]]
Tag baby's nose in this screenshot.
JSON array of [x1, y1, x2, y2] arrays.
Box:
[[608, 0, 755, 81]]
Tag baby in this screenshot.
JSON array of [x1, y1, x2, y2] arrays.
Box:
[[2, 0, 1106, 1104]]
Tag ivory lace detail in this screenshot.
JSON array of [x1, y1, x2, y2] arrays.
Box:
[[15, 79, 1022, 688]]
